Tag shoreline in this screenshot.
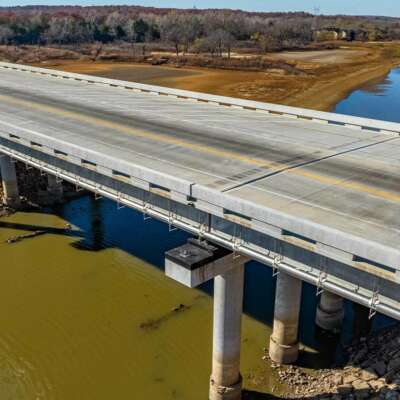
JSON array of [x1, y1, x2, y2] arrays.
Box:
[[286, 61, 399, 112], [36, 42, 400, 113]]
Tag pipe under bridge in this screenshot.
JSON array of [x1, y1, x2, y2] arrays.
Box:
[[0, 62, 399, 399]]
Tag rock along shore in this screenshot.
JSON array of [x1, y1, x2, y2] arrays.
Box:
[[266, 324, 400, 400]]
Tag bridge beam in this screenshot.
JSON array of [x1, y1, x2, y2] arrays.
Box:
[[316, 291, 344, 331], [0, 154, 20, 208], [47, 174, 63, 204], [165, 239, 246, 400], [269, 272, 302, 364]]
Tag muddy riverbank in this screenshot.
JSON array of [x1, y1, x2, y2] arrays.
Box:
[[34, 42, 400, 112]]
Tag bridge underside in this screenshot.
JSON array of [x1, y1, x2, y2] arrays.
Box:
[[1, 137, 399, 320]]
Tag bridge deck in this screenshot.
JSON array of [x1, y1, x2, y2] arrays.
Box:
[[0, 65, 398, 269]]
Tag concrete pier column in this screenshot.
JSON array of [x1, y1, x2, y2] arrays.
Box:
[[210, 263, 244, 400], [0, 154, 20, 208], [47, 174, 63, 204], [316, 291, 344, 331], [165, 239, 247, 400], [269, 272, 302, 364]]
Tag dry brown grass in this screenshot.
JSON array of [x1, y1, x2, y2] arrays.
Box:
[[4, 42, 400, 112]]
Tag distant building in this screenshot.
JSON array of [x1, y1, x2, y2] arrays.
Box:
[[313, 28, 350, 42]]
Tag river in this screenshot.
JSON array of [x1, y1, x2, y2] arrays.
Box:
[[0, 68, 398, 400], [334, 67, 400, 123]]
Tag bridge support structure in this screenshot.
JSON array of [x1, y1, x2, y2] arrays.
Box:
[[316, 291, 344, 331], [0, 154, 20, 208], [165, 239, 247, 400], [47, 174, 63, 204], [210, 263, 244, 400], [269, 272, 302, 364]]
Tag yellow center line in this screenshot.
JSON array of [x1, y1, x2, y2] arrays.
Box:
[[1, 93, 399, 203]]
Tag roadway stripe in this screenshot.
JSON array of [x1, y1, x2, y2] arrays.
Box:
[[0, 93, 399, 203]]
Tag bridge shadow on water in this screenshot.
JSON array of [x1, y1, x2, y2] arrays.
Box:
[[5, 194, 396, 371]]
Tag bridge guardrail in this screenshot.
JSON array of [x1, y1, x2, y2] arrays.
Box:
[[0, 61, 398, 272], [0, 61, 399, 136]]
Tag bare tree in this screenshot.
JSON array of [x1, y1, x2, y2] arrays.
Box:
[[43, 15, 92, 45], [0, 6, 398, 51], [181, 14, 202, 54], [204, 29, 236, 57], [105, 11, 126, 40], [0, 25, 13, 45], [160, 12, 184, 56]]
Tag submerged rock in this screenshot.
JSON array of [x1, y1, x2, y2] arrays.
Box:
[[6, 230, 45, 244]]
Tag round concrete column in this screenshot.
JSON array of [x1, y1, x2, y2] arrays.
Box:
[[47, 174, 63, 204], [269, 272, 302, 364], [209, 262, 245, 400], [0, 155, 20, 208], [316, 291, 344, 331]]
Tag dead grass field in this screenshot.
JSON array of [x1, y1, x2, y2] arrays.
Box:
[[269, 48, 368, 64], [33, 42, 400, 112]]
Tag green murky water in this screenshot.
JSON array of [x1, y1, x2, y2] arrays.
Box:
[[0, 197, 281, 399]]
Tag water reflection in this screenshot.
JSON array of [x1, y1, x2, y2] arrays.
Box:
[[61, 195, 392, 356], [335, 68, 400, 122]]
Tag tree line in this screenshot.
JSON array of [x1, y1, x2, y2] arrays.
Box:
[[0, 6, 399, 55]]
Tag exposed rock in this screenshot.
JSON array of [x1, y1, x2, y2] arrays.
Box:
[[360, 368, 379, 382], [370, 379, 388, 391], [337, 384, 353, 395], [352, 379, 370, 391], [344, 375, 359, 384], [332, 374, 344, 386], [265, 321, 400, 399]]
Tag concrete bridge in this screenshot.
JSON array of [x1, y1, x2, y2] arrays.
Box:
[[0, 61, 399, 400]]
